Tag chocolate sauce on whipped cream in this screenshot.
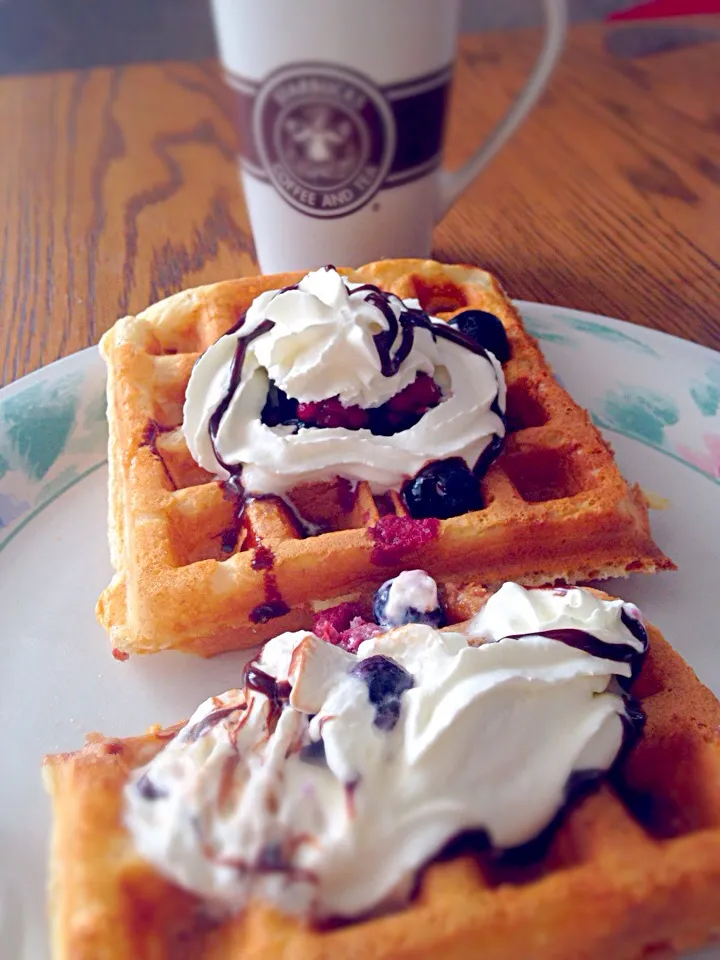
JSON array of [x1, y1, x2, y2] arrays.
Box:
[[206, 320, 295, 619], [193, 270, 505, 533], [505, 604, 649, 689], [243, 662, 291, 726], [208, 318, 275, 475], [350, 281, 504, 389], [505, 627, 644, 665], [182, 704, 246, 744]]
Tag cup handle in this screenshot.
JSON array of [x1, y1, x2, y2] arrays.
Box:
[[438, 0, 567, 220]]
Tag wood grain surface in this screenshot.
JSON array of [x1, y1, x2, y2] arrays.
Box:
[[0, 21, 718, 385]]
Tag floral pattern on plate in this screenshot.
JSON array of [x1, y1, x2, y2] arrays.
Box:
[[522, 307, 720, 486], [0, 351, 107, 549]]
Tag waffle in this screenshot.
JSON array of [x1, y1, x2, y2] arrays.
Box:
[[43, 605, 720, 960], [97, 259, 672, 657]]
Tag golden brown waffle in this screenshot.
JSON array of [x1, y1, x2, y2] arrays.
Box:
[[97, 259, 672, 657], [43, 607, 720, 959]]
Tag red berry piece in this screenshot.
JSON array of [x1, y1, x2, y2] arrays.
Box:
[[386, 373, 442, 414], [313, 602, 367, 639], [341, 618, 383, 654], [368, 515, 440, 565], [313, 603, 381, 653], [297, 396, 369, 430], [370, 374, 443, 436]]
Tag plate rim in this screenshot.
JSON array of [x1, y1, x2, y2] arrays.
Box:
[[516, 300, 720, 364]]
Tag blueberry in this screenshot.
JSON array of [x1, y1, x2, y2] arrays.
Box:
[[450, 310, 510, 364], [299, 738, 327, 767], [352, 654, 414, 731], [402, 457, 482, 520], [372, 573, 446, 629], [261, 382, 299, 427], [352, 655, 414, 703], [135, 772, 167, 801], [374, 701, 403, 732]]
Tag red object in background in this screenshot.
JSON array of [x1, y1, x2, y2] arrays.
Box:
[[609, 0, 720, 19]]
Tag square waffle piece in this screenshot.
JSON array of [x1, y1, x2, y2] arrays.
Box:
[[97, 259, 672, 657], [43, 607, 720, 959]]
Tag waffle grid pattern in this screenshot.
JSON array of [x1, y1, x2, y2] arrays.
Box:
[[43, 613, 720, 959], [97, 260, 672, 657]]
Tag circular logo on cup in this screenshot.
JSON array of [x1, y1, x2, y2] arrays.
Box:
[[253, 63, 396, 219]]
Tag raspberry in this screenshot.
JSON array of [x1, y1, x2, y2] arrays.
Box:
[[297, 396, 369, 430], [369, 374, 442, 436], [368, 515, 440, 565], [313, 602, 367, 638], [341, 617, 383, 654], [386, 373, 442, 414], [313, 604, 382, 654]]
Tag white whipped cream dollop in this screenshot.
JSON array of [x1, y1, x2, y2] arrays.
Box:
[[469, 582, 647, 681], [125, 583, 644, 921], [182, 266, 505, 495]]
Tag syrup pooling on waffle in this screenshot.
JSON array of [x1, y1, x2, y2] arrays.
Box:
[[182, 265, 507, 520], [122, 580, 646, 921]]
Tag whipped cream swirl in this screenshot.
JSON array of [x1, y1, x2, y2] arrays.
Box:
[[125, 583, 645, 921], [469, 582, 648, 678], [182, 267, 506, 495]]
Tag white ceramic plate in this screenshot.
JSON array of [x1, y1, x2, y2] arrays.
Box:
[[1, 303, 719, 960]]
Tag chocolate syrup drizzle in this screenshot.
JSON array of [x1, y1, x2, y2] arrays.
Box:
[[502, 608, 648, 768], [141, 420, 177, 490], [205, 275, 505, 502], [505, 627, 641, 665], [208, 318, 274, 474], [249, 545, 290, 624], [332, 282, 507, 479], [242, 662, 291, 727], [435, 613, 648, 868], [505, 606, 648, 688], [181, 704, 246, 745], [350, 281, 504, 387]]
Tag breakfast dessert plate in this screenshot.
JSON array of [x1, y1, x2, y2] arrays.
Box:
[[1, 302, 718, 959]]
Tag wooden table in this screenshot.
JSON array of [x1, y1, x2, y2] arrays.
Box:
[[0, 20, 718, 385]]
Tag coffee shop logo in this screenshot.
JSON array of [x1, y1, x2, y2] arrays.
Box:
[[253, 63, 396, 218]]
